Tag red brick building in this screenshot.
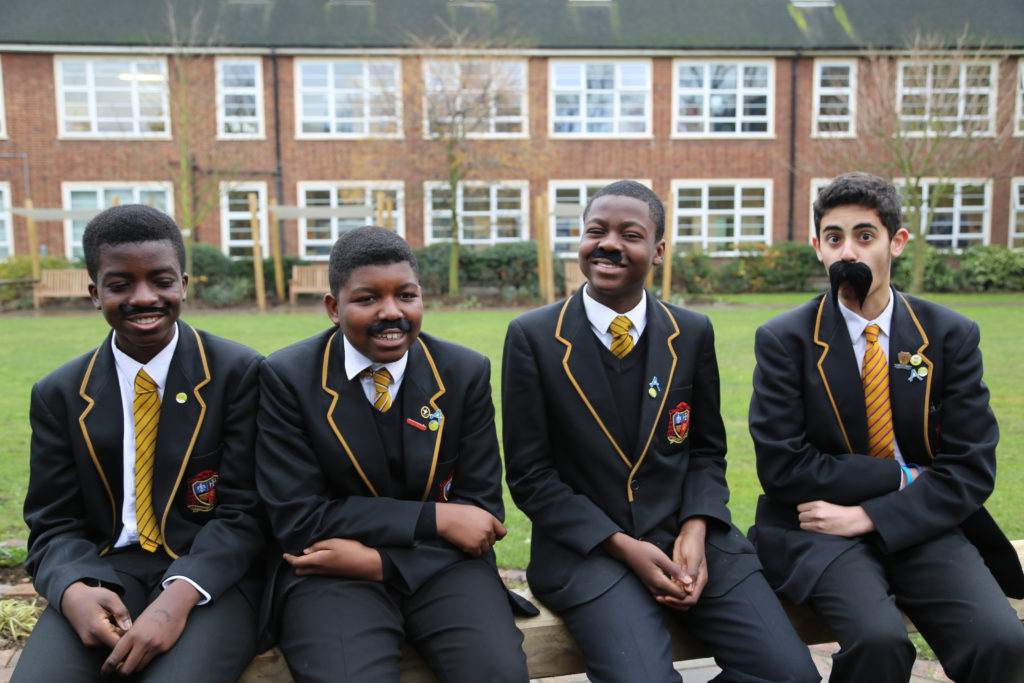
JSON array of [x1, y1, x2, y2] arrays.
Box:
[[1, 0, 1022, 262]]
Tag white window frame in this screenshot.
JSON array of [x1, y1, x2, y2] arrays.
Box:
[[297, 181, 405, 260], [670, 179, 773, 256], [812, 59, 856, 138], [216, 57, 264, 140], [808, 177, 832, 244], [220, 182, 269, 258], [55, 56, 171, 139], [61, 182, 174, 259], [671, 59, 774, 138], [1008, 177, 1024, 249], [422, 59, 528, 138], [0, 56, 6, 139], [1015, 59, 1024, 136], [897, 60, 997, 137], [294, 59, 402, 139], [0, 183, 12, 258], [897, 178, 991, 251], [424, 180, 529, 248], [549, 60, 652, 138]]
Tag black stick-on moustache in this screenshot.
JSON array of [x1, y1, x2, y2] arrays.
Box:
[[587, 247, 622, 264], [829, 261, 873, 311], [367, 318, 412, 335]]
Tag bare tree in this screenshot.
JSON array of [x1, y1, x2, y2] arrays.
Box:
[[817, 31, 1023, 293], [415, 26, 535, 296]]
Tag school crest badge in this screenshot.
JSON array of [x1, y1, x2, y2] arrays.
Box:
[[438, 470, 454, 502], [667, 402, 691, 444], [186, 470, 218, 512]]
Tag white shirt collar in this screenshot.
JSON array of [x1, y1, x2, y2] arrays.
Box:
[[582, 285, 648, 339], [111, 323, 179, 396], [342, 333, 408, 385], [838, 286, 895, 343]]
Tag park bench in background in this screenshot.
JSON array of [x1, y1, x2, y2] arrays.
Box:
[[32, 269, 91, 310], [288, 264, 330, 307], [239, 540, 1024, 683], [563, 261, 587, 296]]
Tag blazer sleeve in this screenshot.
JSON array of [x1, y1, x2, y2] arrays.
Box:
[[502, 319, 622, 556], [861, 320, 998, 553], [161, 351, 267, 601], [256, 360, 425, 553], [749, 324, 902, 506], [677, 317, 733, 528], [378, 354, 506, 594], [24, 381, 124, 609]]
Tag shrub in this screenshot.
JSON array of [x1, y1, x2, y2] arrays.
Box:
[[0, 255, 78, 310], [958, 245, 1024, 292], [891, 245, 963, 292]]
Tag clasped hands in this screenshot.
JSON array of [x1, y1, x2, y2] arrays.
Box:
[[283, 502, 505, 580], [603, 517, 709, 611], [61, 577, 200, 677]]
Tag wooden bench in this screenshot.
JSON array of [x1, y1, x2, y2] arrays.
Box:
[[32, 269, 92, 310], [563, 261, 587, 296], [240, 540, 1024, 682], [288, 264, 330, 306]]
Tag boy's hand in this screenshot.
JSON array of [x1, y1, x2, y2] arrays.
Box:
[[101, 579, 199, 676], [436, 503, 506, 556], [60, 581, 132, 649], [284, 538, 384, 580], [662, 518, 708, 611], [797, 500, 875, 537], [602, 532, 688, 602]]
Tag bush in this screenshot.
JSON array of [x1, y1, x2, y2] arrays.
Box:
[[412, 242, 542, 298], [958, 245, 1024, 292], [0, 255, 78, 310], [891, 245, 963, 292]]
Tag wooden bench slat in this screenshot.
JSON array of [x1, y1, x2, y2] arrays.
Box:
[[288, 265, 330, 306], [33, 269, 92, 310]]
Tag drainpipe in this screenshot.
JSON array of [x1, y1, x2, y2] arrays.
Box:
[[271, 47, 285, 253], [787, 48, 802, 243]]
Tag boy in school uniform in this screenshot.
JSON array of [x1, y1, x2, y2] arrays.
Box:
[[502, 180, 818, 682], [256, 225, 529, 683], [748, 172, 1024, 682], [16, 204, 265, 681]]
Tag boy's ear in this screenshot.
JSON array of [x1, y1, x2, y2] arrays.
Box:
[[324, 293, 341, 326]]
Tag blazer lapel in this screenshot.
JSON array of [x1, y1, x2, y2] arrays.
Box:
[[154, 322, 210, 556], [555, 290, 631, 468], [77, 332, 123, 549], [889, 292, 934, 461], [321, 329, 392, 497], [633, 297, 679, 461], [813, 295, 870, 455], [402, 337, 447, 502]]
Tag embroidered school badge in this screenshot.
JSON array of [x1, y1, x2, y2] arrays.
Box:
[[185, 470, 218, 512], [667, 402, 691, 444], [438, 470, 454, 502]]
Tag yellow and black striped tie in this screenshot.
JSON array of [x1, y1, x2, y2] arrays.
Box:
[[609, 315, 634, 358], [362, 367, 393, 413], [133, 369, 162, 551], [863, 324, 895, 459]]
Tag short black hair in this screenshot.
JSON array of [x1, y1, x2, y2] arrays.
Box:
[[328, 225, 419, 295], [813, 172, 903, 238], [583, 180, 666, 241], [82, 204, 186, 282]]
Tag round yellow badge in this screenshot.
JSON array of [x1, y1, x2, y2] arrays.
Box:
[[910, 354, 922, 366], [175, 392, 187, 404]]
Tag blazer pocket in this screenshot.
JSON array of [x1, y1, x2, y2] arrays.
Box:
[[656, 386, 693, 453]]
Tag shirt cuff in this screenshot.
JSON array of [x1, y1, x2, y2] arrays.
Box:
[[162, 576, 211, 605]]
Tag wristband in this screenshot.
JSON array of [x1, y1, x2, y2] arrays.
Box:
[[901, 466, 914, 486], [908, 463, 923, 479]]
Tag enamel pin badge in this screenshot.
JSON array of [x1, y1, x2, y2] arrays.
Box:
[[894, 351, 926, 382], [648, 376, 660, 398], [420, 406, 443, 431]]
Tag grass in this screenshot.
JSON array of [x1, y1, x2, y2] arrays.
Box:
[[1, 293, 1022, 570]]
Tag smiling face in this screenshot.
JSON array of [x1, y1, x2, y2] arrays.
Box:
[[578, 194, 665, 313], [88, 240, 187, 364], [325, 261, 423, 364], [813, 204, 908, 320]]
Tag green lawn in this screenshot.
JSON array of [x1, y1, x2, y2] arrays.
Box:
[[1, 293, 1022, 569]]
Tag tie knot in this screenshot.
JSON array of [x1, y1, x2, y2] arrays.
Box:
[[135, 369, 157, 394], [362, 367, 393, 387], [865, 324, 880, 344], [609, 315, 632, 337]]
